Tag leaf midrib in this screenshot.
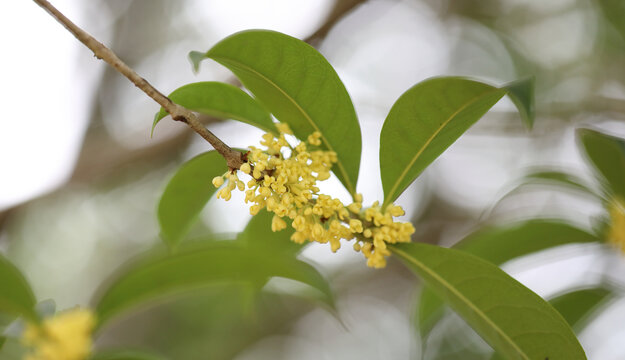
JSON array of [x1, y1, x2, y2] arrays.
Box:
[[390, 245, 529, 360], [383, 89, 503, 207], [209, 55, 356, 197]]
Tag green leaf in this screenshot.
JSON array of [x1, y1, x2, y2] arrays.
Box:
[[93, 242, 333, 327], [90, 349, 166, 360], [392, 242, 586, 360], [189, 51, 206, 73], [456, 220, 600, 264], [380, 77, 507, 206], [597, 0, 625, 43], [503, 77, 535, 130], [418, 220, 600, 337], [550, 287, 613, 332], [490, 170, 603, 225], [152, 81, 276, 136], [157, 151, 227, 248], [578, 128, 625, 199], [0, 254, 36, 321], [521, 170, 601, 198], [490, 287, 612, 360], [237, 209, 303, 255], [0, 337, 26, 360], [193, 30, 362, 196]]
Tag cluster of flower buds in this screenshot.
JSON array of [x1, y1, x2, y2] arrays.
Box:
[[22, 308, 95, 360], [212, 123, 414, 268]]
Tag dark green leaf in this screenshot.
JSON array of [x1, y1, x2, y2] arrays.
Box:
[[157, 151, 227, 248], [578, 128, 625, 199], [0, 254, 36, 321], [237, 209, 303, 255], [193, 30, 362, 196], [503, 77, 535, 130], [550, 287, 613, 332], [418, 220, 600, 337], [90, 349, 166, 360], [93, 242, 333, 327], [392, 242, 586, 360], [380, 77, 506, 206], [152, 81, 276, 136], [490, 286, 612, 360]]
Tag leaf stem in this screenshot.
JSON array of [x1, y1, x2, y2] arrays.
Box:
[[32, 0, 244, 170]]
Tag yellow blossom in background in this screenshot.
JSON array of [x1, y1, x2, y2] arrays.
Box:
[[608, 199, 625, 253], [213, 123, 415, 268], [22, 308, 96, 360]]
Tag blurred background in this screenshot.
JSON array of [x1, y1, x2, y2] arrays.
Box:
[[2, 0, 625, 358]]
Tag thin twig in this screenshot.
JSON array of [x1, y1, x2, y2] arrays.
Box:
[[32, 0, 244, 169]]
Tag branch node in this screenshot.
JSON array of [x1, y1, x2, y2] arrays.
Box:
[[172, 114, 188, 123]]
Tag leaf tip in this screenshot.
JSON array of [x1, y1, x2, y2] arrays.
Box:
[[151, 113, 160, 138], [188, 51, 207, 74], [503, 76, 535, 130]]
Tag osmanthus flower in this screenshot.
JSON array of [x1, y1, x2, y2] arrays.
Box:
[[212, 123, 415, 268], [608, 199, 625, 253], [22, 308, 96, 360]]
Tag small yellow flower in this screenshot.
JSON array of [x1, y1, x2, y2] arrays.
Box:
[[22, 308, 96, 360], [307, 131, 322, 146], [349, 219, 364, 233], [271, 214, 287, 232], [275, 122, 292, 135], [240, 162, 251, 174], [608, 199, 625, 253], [212, 176, 224, 187]]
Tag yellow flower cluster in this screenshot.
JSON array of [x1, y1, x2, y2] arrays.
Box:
[[22, 308, 95, 360], [608, 199, 625, 253], [212, 124, 415, 268]]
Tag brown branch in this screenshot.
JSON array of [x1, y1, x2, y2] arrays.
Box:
[[32, 0, 244, 170], [307, 0, 367, 46]]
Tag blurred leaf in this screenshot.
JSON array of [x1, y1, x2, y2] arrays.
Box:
[[392, 242, 586, 360], [417, 286, 447, 341], [418, 220, 599, 338], [597, 0, 625, 43], [93, 242, 333, 327], [152, 81, 276, 136], [189, 51, 205, 73], [0, 254, 36, 321], [0, 313, 14, 331], [90, 349, 166, 360], [237, 209, 302, 255], [380, 77, 506, 206], [193, 30, 362, 196], [503, 77, 535, 129], [423, 312, 493, 360], [521, 170, 601, 198], [0, 337, 5, 351], [157, 151, 227, 248], [34, 299, 55, 319], [550, 287, 613, 332], [578, 128, 625, 199], [0, 337, 26, 360], [455, 220, 600, 264]]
